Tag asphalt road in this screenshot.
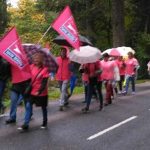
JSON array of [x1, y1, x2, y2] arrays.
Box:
[[0, 82, 150, 150]]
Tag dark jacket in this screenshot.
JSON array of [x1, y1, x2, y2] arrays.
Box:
[[0, 58, 11, 81]]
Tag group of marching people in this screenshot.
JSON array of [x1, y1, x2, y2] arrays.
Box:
[[50, 46, 139, 113], [79, 51, 139, 112], [0, 46, 139, 132]]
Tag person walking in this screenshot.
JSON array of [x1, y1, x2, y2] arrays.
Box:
[[81, 61, 103, 112], [55, 47, 71, 111], [5, 64, 31, 124], [101, 53, 117, 106], [18, 52, 49, 131], [122, 52, 139, 95]]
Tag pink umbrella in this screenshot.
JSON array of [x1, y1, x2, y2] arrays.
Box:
[[109, 48, 121, 56], [102, 47, 130, 57]]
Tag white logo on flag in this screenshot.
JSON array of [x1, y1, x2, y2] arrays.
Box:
[[13, 45, 21, 54], [67, 24, 77, 35]]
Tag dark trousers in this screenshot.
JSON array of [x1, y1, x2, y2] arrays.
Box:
[[83, 81, 88, 102], [118, 75, 125, 91], [86, 81, 103, 109], [42, 106, 47, 123], [0, 80, 6, 110]]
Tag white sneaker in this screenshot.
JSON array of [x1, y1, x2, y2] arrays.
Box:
[[118, 91, 122, 94], [122, 91, 127, 95], [131, 92, 135, 95]]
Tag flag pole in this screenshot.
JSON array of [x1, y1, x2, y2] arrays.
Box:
[[38, 26, 52, 44]]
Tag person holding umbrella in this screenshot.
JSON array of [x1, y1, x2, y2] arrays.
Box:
[[81, 61, 103, 112], [55, 47, 71, 111]]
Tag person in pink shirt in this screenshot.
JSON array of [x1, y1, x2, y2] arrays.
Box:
[[116, 56, 126, 93], [123, 52, 139, 94], [18, 52, 49, 131], [55, 47, 71, 111], [101, 53, 116, 105]]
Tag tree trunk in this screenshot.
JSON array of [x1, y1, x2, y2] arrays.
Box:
[[111, 0, 125, 47], [0, 0, 7, 34]]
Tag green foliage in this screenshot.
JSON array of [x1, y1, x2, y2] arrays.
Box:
[[48, 86, 84, 100], [134, 33, 150, 78], [7, 0, 57, 49]]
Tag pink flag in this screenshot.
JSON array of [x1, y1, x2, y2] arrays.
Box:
[[52, 5, 80, 50], [0, 27, 28, 69]]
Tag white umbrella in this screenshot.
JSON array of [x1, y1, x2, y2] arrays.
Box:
[[102, 46, 135, 57], [69, 46, 101, 64], [117, 46, 135, 56]]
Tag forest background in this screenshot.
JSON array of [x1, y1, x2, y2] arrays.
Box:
[[0, 0, 150, 79]]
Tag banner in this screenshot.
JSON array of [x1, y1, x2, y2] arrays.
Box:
[[0, 27, 28, 69], [52, 5, 80, 50]]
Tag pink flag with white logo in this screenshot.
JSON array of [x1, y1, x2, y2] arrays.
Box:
[[52, 5, 80, 50], [0, 27, 28, 69]]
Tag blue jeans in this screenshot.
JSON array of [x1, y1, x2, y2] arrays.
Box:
[[17, 94, 23, 105], [24, 104, 47, 125], [70, 75, 77, 95], [9, 91, 32, 123], [0, 80, 6, 109], [125, 75, 135, 93], [24, 101, 32, 125]]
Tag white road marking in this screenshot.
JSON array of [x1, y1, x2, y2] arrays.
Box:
[[87, 116, 137, 140], [0, 113, 9, 118]]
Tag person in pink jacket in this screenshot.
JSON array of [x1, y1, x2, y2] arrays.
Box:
[[55, 47, 71, 111], [101, 53, 116, 105], [122, 52, 139, 94]]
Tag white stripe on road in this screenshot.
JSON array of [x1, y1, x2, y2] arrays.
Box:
[[87, 116, 137, 140], [0, 113, 9, 118]]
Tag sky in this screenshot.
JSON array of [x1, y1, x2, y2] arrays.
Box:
[[8, 0, 19, 7]]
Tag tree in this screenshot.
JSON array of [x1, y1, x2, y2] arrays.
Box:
[[8, 0, 54, 44], [0, 0, 7, 35], [111, 0, 125, 47]]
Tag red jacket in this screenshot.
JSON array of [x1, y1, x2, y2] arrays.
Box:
[[55, 56, 71, 81]]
